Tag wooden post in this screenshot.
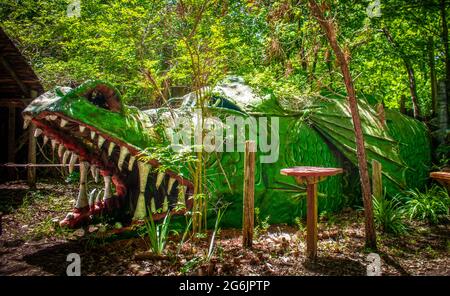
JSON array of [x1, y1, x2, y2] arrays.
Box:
[[372, 160, 382, 200], [27, 123, 36, 188], [306, 178, 318, 260], [242, 140, 255, 248], [7, 106, 16, 179]]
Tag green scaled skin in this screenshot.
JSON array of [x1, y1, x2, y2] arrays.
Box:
[[22, 77, 431, 228]]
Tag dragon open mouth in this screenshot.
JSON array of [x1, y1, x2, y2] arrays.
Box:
[[23, 110, 194, 228]]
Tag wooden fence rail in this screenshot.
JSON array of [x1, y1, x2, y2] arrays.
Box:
[[1, 163, 80, 167]]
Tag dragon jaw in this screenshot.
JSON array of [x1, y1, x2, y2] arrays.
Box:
[[23, 82, 194, 227]]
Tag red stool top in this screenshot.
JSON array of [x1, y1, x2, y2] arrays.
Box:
[[280, 166, 343, 178], [430, 171, 450, 182]]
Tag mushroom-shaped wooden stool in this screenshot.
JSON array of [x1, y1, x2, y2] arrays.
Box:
[[280, 166, 343, 261]]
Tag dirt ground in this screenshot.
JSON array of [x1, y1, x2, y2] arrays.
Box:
[[0, 180, 449, 276]]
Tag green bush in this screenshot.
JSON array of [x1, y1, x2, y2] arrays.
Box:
[[373, 195, 408, 235], [402, 186, 450, 225]]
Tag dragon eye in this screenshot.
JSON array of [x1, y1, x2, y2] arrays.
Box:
[[83, 84, 122, 113]]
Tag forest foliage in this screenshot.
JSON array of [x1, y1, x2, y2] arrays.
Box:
[[1, 0, 448, 115]]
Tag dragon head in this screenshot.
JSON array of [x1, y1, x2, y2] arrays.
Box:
[[23, 80, 194, 227]]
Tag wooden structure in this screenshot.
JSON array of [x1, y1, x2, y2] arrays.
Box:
[[0, 27, 43, 184], [280, 166, 343, 261], [372, 160, 383, 200], [242, 140, 255, 248]]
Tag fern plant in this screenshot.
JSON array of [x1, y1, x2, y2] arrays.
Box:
[[402, 186, 450, 225], [373, 194, 407, 235]]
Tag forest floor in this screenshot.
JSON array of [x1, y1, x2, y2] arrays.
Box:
[[0, 180, 449, 276]]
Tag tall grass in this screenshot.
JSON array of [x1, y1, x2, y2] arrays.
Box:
[[402, 185, 450, 224], [142, 212, 171, 256], [176, 214, 193, 257], [373, 194, 408, 235], [207, 207, 226, 261]]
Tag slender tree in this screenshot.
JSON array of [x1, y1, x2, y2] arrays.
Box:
[[382, 27, 421, 118], [307, 0, 377, 248], [428, 36, 438, 116], [440, 0, 450, 124]]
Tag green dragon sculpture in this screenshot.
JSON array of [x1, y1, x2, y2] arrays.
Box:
[[22, 77, 431, 228]]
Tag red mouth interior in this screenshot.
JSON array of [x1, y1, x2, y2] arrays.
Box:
[[27, 111, 194, 216]]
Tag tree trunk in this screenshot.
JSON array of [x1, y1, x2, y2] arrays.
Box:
[[8, 106, 16, 180], [437, 81, 448, 149], [309, 40, 320, 86], [307, 0, 377, 249], [406, 66, 421, 118], [399, 95, 406, 114], [382, 27, 421, 118], [428, 36, 438, 116], [441, 0, 450, 125]]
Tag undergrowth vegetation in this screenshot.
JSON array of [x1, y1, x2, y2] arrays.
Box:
[[373, 194, 408, 235], [402, 185, 450, 225], [373, 185, 449, 236], [140, 212, 172, 256]]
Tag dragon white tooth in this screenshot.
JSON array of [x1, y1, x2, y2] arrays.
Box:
[[43, 136, 49, 146], [117, 146, 130, 171], [103, 175, 112, 200], [133, 162, 150, 220], [95, 189, 103, 203], [156, 172, 165, 189], [51, 139, 57, 151], [97, 136, 105, 148], [23, 116, 31, 129], [88, 188, 97, 207], [90, 164, 96, 179], [128, 156, 136, 171], [34, 128, 43, 137], [23, 120, 30, 129], [90, 131, 96, 139], [150, 198, 156, 213], [45, 115, 51, 121], [167, 178, 176, 194], [58, 144, 65, 158], [79, 125, 86, 133], [49, 115, 57, 121], [89, 165, 99, 183], [108, 142, 116, 156], [75, 161, 90, 209], [69, 153, 78, 174], [178, 185, 187, 204], [60, 119, 68, 128], [162, 196, 168, 212], [62, 150, 71, 165], [23, 115, 31, 129]]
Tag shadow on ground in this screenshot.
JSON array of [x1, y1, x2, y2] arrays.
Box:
[[0, 182, 31, 213], [22, 242, 85, 275], [303, 256, 366, 275]]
